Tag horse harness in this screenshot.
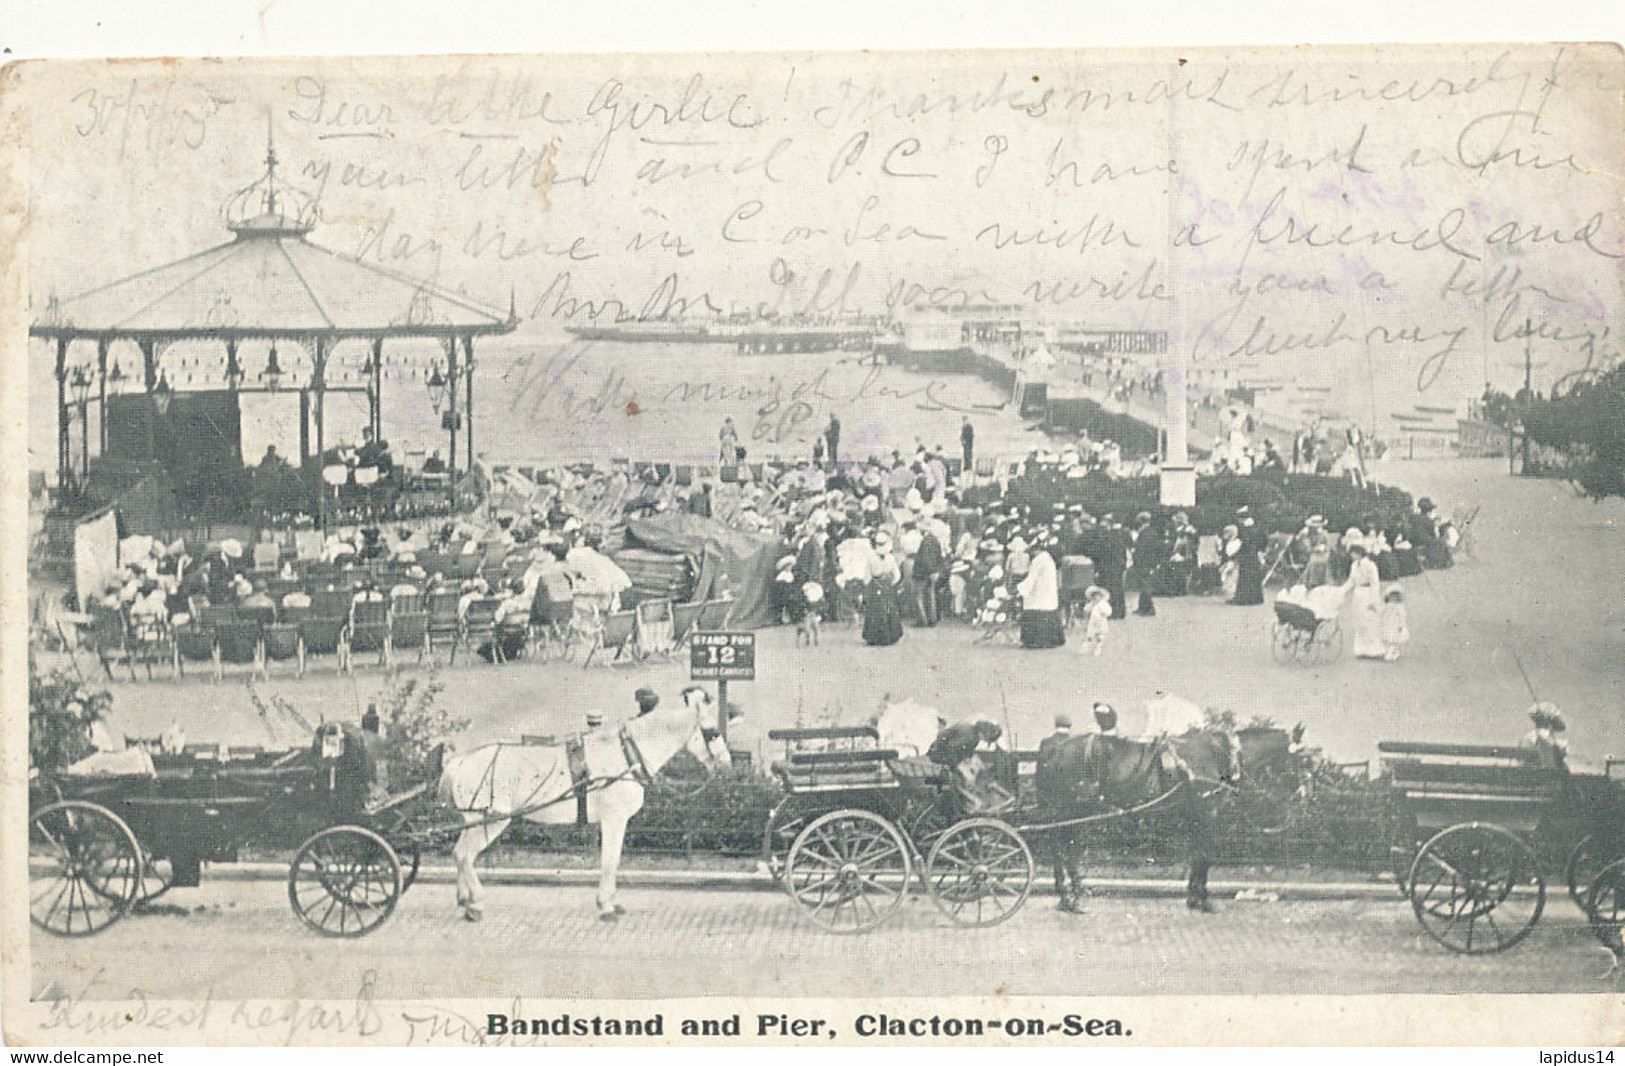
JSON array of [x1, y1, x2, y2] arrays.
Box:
[[458, 726, 655, 824]]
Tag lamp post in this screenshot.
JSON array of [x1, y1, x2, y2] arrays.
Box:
[[261, 343, 285, 392], [69, 364, 93, 485], [426, 351, 461, 482], [224, 341, 245, 391], [153, 372, 173, 416]]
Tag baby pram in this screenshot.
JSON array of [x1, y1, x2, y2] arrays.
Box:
[[972, 588, 1023, 644], [1271, 585, 1344, 665]]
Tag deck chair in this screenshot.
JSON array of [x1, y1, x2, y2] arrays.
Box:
[[267, 577, 301, 602], [974, 457, 996, 478], [216, 620, 263, 676], [496, 615, 534, 662], [297, 614, 351, 674], [635, 598, 676, 658], [195, 603, 239, 630], [671, 600, 705, 649], [561, 599, 604, 663], [252, 540, 281, 573], [88, 610, 137, 682], [698, 598, 736, 631], [261, 623, 303, 679], [425, 589, 461, 656], [390, 608, 428, 665], [456, 597, 502, 664], [126, 614, 172, 681], [583, 608, 639, 668], [293, 530, 324, 561], [349, 598, 392, 668], [171, 623, 221, 681], [240, 601, 277, 628]]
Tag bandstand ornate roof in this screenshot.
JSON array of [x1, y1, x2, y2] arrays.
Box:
[[31, 140, 516, 342]]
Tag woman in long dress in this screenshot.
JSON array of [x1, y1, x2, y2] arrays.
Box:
[[1230, 515, 1266, 606], [1017, 547, 1065, 649], [1219, 524, 1242, 601], [862, 535, 905, 647], [1342, 543, 1385, 658]]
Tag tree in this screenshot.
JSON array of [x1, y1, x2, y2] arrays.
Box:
[[1522, 362, 1625, 500], [373, 669, 468, 786]]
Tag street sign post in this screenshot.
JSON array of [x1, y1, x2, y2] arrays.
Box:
[[690, 631, 755, 747]]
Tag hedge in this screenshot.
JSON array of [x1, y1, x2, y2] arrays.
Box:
[[1002, 472, 1413, 536]]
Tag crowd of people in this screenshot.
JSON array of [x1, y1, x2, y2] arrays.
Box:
[[55, 399, 1468, 674]]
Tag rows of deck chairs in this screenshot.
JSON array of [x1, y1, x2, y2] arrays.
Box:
[[71, 591, 737, 683]]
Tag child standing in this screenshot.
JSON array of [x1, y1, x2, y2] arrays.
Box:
[[1379, 585, 1409, 661], [1081, 585, 1111, 656]]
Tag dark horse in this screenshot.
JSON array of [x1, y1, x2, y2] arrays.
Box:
[[1034, 726, 1305, 912]]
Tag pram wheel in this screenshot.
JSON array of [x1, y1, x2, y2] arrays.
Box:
[[1270, 621, 1300, 664], [1306, 618, 1343, 664]]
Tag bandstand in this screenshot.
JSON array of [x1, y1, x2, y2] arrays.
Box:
[[30, 136, 516, 533]]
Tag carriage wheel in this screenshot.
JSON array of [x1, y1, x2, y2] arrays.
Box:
[[1565, 834, 1620, 913], [1583, 858, 1625, 956], [1270, 622, 1299, 665], [135, 854, 175, 907], [396, 840, 422, 894], [1407, 823, 1544, 954], [762, 799, 817, 884], [784, 809, 911, 934], [1308, 619, 1343, 664], [925, 818, 1034, 927], [288, 826, 402, 937], [30, 801, 143, 937]]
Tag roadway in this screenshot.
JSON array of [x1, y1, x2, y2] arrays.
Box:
[[29, 878, 1621, 1002]]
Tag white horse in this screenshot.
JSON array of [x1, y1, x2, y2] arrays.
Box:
[[436, 685, 730, 921]]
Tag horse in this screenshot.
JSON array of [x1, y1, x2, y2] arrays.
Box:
[[436, 685, 731, 922], [1034, 725, 1305, 913]]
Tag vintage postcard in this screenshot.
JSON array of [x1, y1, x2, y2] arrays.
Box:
[[3, 45, 1624, 1046]]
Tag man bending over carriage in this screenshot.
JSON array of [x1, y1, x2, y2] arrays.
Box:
[[927, 714, 1013, 814]]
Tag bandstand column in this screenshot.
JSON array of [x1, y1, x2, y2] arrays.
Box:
[[445, 335, 459, 480], [313, 336, 329, 529], [369, 336, 384, 440], [463, 333, 474, 474], [53, 337, 69, 490], [138, 338, 158, 461], [96, 338, 109, 454]]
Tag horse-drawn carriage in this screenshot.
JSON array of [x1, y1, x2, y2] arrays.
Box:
[[763, 725, 1038, 932], [28, 722, 420, 939], [1379, 739, 1625, 955], [762, 720, 1307, 934], [30, 684, 736, 937]]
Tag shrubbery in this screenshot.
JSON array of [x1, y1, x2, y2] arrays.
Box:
[[29, 654, 111, 772]]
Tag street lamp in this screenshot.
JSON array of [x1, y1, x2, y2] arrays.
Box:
[[426, 363, 447, 413], [69, 365, 93, 482], [106, 359, 127, 394], [153, 371, 174, 416], [69, 364, 93, 407], [224, 344, 245, 391], [261, 344, 285, 392]]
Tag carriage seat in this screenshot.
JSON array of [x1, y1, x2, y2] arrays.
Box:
[[771, 747, 900, 792], [66, 747, 157, 777]]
